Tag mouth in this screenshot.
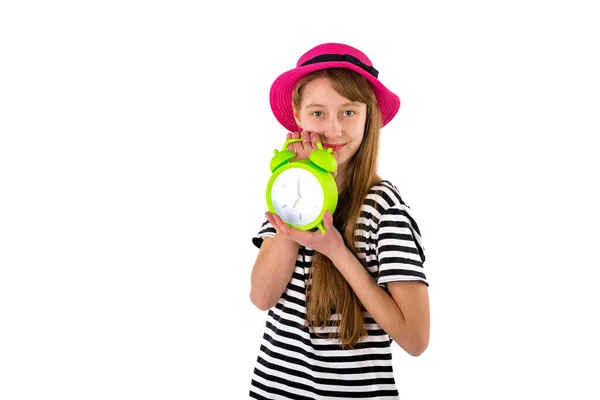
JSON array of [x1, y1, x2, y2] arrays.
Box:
[[323, 143, 346, 151]]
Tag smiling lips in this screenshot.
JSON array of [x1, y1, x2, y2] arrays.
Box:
[[323, 143, 345, 151]]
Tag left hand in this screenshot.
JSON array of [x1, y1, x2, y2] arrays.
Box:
[[266, 210, 345, 259]]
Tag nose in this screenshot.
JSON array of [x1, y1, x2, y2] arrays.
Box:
[[323, 115, 343, 139]]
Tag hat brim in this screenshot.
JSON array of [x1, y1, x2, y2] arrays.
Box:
[[269, 61, 400, 133]]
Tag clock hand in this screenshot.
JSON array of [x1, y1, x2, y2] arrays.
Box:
[[296, 176, 301, 198], [293, 197, 300, 208]]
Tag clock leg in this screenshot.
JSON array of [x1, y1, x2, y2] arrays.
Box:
[[317, 222, 326, 234]]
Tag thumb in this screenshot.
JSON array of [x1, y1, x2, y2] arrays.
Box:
[[324, 210, 335, 229]]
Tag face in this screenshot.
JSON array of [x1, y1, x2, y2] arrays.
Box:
[[293, 77, 367, 168]]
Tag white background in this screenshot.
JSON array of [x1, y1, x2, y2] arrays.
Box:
[[1, 1, 599, 399]]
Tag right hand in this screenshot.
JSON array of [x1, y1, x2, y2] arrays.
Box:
[[286, 130, 321, 161], [286, 129, 338, 178]]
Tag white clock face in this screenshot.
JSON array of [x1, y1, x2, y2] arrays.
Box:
[[271, 168, 324, 226]]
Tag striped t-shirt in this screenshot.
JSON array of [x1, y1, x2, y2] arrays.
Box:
[[249, 180, 427, 399]]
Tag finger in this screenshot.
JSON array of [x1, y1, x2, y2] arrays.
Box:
[[311, 132, 321, 148], [301, 130, 311, 149], [286, 132, 293, 151], [273, 213, 295, 237], [323, 210, 334, 231], [265, 212, 278, 231], [267, 212, 286, 235], [270, 212, 285, 228], [273, 213, 311, 244], [291, 131, 302, 151]]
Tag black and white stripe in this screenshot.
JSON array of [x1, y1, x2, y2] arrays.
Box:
[[249, 180, 427, 399]]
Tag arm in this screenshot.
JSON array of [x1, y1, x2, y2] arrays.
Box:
[[264, 210, 430, 355], [330, 248, 430, 357], [250, 234, 300, 311]]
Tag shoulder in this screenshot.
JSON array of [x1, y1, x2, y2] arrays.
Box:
[[368, 180, 425, 249], [363, 179, 423, 236], [365, 179, 411, 212]]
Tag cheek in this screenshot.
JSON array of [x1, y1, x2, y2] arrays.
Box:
[[347, 128, 365, 144], [343, 119, 365, 135], [300, 119, 323, 131]]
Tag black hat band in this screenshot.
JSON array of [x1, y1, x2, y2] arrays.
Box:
[[300, 54, 379, 78]]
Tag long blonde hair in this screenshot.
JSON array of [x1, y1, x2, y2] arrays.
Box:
[[292, 68, 383, 349]]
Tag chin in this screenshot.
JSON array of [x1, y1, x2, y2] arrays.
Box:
[[337, 152, 355, 167]]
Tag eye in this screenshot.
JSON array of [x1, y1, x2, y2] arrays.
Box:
[[343, 111, 355, 117], [312, 111, 323, 117]]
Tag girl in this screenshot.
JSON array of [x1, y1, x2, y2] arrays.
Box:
[[249, 43, 430, 400]]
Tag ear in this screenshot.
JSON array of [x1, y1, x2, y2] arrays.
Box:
[[293, 107, 302, 128]]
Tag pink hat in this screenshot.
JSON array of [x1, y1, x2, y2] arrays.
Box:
[[269, 42, 401, 133]]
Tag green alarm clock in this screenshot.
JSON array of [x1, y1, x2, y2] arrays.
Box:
[[266, 138, 338, 234]]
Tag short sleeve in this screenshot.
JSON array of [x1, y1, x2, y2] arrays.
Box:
[[252, 217, 277, 249], [376, 204, 428, 286]]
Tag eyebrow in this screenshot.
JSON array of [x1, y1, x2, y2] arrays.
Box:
[[304, 102, 361, 109]]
